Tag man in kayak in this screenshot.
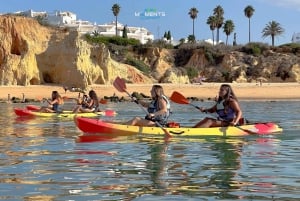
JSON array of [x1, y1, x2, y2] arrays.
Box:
[[126, 85, 171, 126], [193, 84, 243, 128], [73, 90, 100, 113], [39, 91, 64, 113]]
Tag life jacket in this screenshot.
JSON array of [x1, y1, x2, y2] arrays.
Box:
[[52, 102, 63, 113], [146, 95, 171, 125], [216, 99, 235, 121]]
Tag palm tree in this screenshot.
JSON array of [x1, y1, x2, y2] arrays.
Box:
[[262, 20, 284, 46], [188, 7, 198, 39], [223, 20, 235, 45], [92, 30, 100, 37], [179, 38, 186, 45], [187, 34, 196, 43], [207, 15, 217, 45], [112, 3, 121, 36], [244, 5, 255, 43], [213, 5, 224, 44]]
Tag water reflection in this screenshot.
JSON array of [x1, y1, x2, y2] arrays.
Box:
[[83, 137, 248, 199], [0, 102, 299, 200], [146, 141, 169, 194]]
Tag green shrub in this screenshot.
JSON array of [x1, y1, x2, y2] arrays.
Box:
[[279, 43, 300, 54], [252, 46, 261, 56], [186, 67, 199, 80], [125, 56, 150, 74], [241, 42, 268, 55], [205, 51, 215, 65], [85, 35, 140, 46]]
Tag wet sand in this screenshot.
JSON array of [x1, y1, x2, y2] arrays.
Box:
[[0, 82, 300, 102]]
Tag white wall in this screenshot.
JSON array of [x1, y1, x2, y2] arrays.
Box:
[[292, 33, 300, 43]]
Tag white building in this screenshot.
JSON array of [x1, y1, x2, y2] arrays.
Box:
[[292, 33, 300, 43], [95, 21, 154, 44], [14, 9, 154, 44], [15, 9, 77, 26], [47, 10, 77, 26], [16, 9, 46, 18]]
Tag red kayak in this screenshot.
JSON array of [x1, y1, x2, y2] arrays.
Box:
[[74, 116, 283, 137], [14, 108, 115, 118], [26, 105, 41, 111]]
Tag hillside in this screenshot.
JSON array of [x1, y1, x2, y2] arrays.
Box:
[[0, 15, 300, 90]]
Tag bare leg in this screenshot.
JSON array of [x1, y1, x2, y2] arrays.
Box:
[[193, 117, 215, 128], [126, 117, 156, 126], [44, 108, 55, 113], [39, 106, 50, 112], [126, 117, 142, 125], [73, 105, 81, 113]]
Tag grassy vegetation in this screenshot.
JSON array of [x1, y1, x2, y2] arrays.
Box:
[[240, 42, 269, 56], [84, 33, 300, 82], [85, 34, 140, 46], [125, 56, 150, 74], [186, 66, 199, 80]]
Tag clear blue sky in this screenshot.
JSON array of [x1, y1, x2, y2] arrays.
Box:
[[1, 0, 299, 46]]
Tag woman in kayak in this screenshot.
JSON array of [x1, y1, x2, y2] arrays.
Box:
[[73, 90, 100, 113], [39, 91, 64, 113], [126, 85, 171, 126], [193, 84, 243, 128]]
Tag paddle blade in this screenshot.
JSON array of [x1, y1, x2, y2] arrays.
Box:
[[113, 76, 127, 93], [170, 91, 190, 105], [99, 99, 108, 104]]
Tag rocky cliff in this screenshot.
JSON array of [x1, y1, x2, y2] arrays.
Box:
[[0, 16, 299, 90], [0, 16, 153, 89]]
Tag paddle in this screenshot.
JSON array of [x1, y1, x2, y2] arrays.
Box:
[[113, 76, 171, 137], [170, 91, 257, 134], [99, 99, 108, 104], [170, 91, 201, 110]]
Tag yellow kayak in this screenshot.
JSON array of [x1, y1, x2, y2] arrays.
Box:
[[14, 108, 116, 118], [74, 117, 283, 137]]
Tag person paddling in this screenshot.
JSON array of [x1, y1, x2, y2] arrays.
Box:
[[126, 85, 171, 126], [39, 91, 64, 113], [193, 84, 243, 128], [73, 90, 99, 113]]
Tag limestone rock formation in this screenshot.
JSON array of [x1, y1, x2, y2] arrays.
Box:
[[0, 16, 152, 90], [0, 15, 299, 88]]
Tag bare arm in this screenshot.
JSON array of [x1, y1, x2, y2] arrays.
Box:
[[49, 98, 58, 105], [230, 100, 243, 125], [155, 98, 167, 116], [86, 99, 94, 108], [200, 104, 217, 113], [137, 99, 150, 108], [147, 98, 167, 118]]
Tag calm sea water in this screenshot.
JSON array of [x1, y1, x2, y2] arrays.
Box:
[[0, 100, 299, 201]]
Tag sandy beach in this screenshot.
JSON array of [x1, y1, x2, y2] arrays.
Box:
[[0, 82, 300, 102]]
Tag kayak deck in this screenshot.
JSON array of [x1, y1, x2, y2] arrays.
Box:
[[74, 117, 283, 137], [14, 108, 113, 118]]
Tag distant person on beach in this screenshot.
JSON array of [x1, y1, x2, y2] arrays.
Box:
[[193, 84, 243, 128], [73, 90, 99, 113], [126, 85, 171, 126], [39, 91, 64, 113], [192, 74, 206, 84]]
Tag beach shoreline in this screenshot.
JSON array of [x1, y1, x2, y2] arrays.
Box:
[[0, 82, 300, 102]]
